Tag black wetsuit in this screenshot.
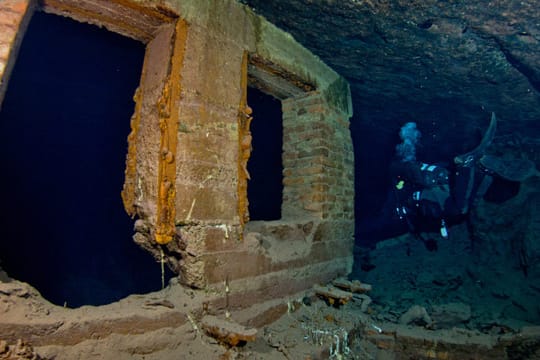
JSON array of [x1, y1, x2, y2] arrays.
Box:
[[356, 159, 485, 249]]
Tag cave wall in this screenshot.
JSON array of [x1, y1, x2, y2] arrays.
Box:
[[469, 139, 540, 320], [472, 138, 540, 267], [0, 0, 354, 311]]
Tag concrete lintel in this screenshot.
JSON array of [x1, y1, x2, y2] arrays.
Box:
[[40, 0, 177, 43], [162, 0, 352, 116]]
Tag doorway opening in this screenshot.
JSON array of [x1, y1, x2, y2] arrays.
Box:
[[247, 87, 283, 221], [0, 11, 172, 308]]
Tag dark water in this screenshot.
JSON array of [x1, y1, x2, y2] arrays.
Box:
[[0, 11, 171, 308], [247, 87, 283, 221]]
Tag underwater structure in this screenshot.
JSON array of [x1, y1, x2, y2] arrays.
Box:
[[0, 0, 356, 356], [1, 0, 540, 359]]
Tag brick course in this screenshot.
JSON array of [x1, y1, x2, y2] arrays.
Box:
[[282, 92, 354, 221]]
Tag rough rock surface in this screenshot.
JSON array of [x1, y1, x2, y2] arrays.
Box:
[[0, 339, 43, 360]]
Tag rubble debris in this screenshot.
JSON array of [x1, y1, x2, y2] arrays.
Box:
[[399, 305, 432, 326], [266, 338, 292, 360], [332, 278, 372, 293], [143, 299, 175, 309], [431, 302, 471, 329], [0, 339, 43, 360], [0, 268, 10, 282], [479, 322, 516, 335], [313, 285, 353, 306], [201, 315, 257, 347], [0, 282, 34, 298], [352, 294, 372, 313], [287, 299, 303, 313]]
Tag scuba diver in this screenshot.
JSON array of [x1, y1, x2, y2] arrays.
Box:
[[391, 113, 498, 242], [356, 112, 535, 253]]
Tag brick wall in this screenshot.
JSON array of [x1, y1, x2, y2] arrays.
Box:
[[282, 91, 355, 220], [0, 0, 32, 109]]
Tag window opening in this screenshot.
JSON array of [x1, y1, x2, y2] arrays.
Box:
[[247, 87, 283, 220], [0, 11, 172, 308]]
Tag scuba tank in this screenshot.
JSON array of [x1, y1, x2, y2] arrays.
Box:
[[417, 163, 449, 187], [391, 160, 449, 188]]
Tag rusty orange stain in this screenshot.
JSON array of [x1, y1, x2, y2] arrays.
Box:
[[121, 86, 142, 216], [237, 51, 251, 227], [154, 19, 188, 245]]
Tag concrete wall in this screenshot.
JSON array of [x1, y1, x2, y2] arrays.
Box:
[[0, 0, 354, 309], [0, 0, 33, 110]]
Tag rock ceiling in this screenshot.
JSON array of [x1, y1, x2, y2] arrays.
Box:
[[240, 0, 540, 149]]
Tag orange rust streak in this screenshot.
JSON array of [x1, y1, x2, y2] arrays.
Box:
[[121, 16, 160, 216], [237, 51, 250, 227], [154, 19, 187, 245], [121, 86, 143, 216]]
